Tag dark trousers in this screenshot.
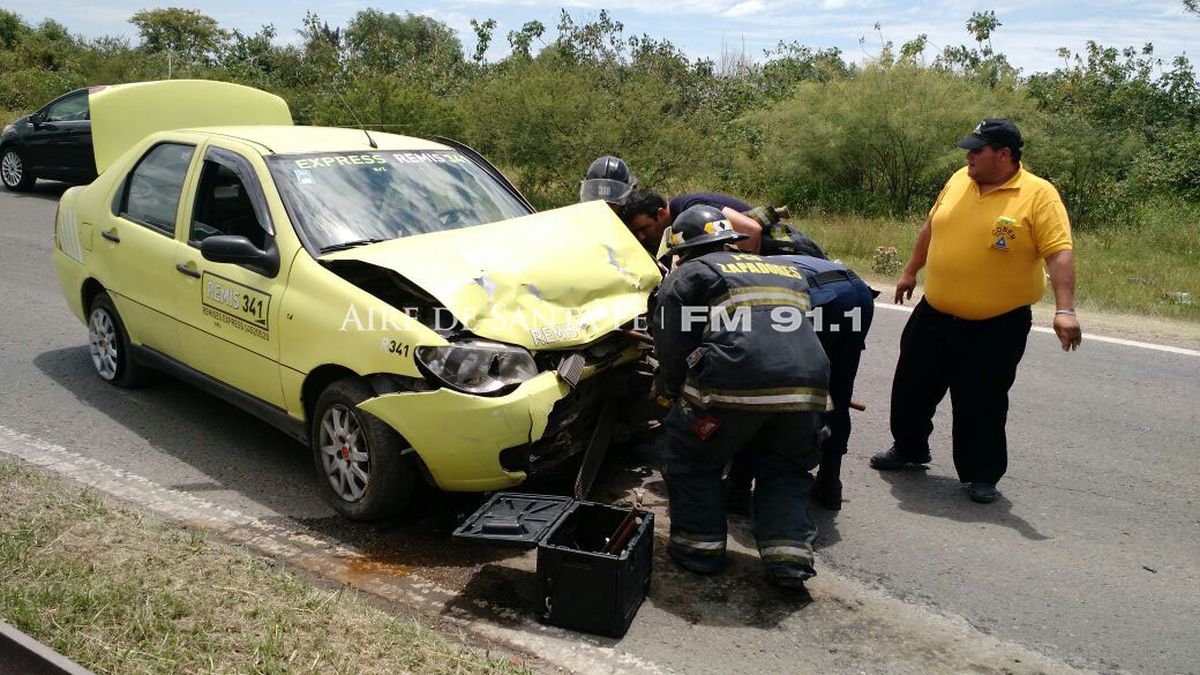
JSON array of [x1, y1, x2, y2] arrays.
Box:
[[816, 278, 875, 456], [663, 403, 821, 580], [889, 298, 1031, 484]]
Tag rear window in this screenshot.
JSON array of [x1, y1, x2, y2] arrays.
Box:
[[118, 143, 195, 235], [267, 151, 531, 253]]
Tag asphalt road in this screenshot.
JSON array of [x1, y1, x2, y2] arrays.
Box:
[[1, 183, 1198, 674]]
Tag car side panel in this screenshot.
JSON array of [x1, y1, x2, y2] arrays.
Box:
[[276, 253, 445, 418], [171, 140, 296, 408]]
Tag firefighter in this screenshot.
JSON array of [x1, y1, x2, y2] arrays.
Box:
[[650, 204, 831, 593], [579, 155, 638, 210], [726, 255, 877, 512]]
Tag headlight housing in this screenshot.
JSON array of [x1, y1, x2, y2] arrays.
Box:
[[415, 339, 539, 396]]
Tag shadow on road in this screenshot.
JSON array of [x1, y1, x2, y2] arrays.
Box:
[[33, 345, 326, 518], [878, 470, 1050, 541], [7, 181, 71, 201]]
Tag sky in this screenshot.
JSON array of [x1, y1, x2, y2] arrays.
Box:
[[6, 0, 1197, 75]]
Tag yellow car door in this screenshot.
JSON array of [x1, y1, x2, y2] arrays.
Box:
[[96, 140, 199, 356], [171, 143, 290, 408]]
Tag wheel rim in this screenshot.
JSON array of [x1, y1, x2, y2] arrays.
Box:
[[88, 308, 119, 381], [318, 404, 370, 502], [1, 152, 22, 187]]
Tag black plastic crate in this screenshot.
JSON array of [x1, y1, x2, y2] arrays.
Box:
[[454, 493, 653, 637]]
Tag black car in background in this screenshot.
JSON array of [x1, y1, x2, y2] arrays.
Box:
[[1, 87, 98, 191]]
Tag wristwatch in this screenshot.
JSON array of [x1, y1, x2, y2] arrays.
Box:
[[1055, 309, 1077, 316]]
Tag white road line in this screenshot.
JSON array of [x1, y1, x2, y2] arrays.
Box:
[[0, 424, 670, 675], [874, 302, 1200, 357]]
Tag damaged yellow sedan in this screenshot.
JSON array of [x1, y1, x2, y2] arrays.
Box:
[[53, 80, 660, 519]]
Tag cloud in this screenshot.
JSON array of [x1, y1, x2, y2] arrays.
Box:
[[724, 1, 765, 17]]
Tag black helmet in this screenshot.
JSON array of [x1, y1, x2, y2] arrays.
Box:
[[665, 204, 747, 257], [580, 155, 638, 205]]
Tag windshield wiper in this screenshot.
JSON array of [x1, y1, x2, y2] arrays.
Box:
[[319, 238, 389, 254]]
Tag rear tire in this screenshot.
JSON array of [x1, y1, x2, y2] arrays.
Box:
[[87, 292, 149, 388], [311, 378, 415, 521], [1, 148, 35, 191]]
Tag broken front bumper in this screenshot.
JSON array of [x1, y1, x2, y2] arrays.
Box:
[[357, 371, 572, 492]]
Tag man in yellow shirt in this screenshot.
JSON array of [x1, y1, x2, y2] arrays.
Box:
[[870, 119, 1082, 503]]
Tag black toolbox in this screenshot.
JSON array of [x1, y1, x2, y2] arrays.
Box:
[[453, 492, 653, 637]]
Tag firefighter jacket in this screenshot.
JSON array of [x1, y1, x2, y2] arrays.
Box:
[[650, 250, 831, 412]]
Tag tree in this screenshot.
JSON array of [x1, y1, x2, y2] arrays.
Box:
[[344, 9, 463, 74], [130, 8, 226, 66], [506, 20, 545, 60], [469, 18, 495, 64], [0, 9, 29, 50]]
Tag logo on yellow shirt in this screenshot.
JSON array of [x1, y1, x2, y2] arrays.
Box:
[[990, 216, 1017, 253]]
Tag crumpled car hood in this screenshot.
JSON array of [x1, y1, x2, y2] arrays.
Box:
[[322, 200, 661, 350]]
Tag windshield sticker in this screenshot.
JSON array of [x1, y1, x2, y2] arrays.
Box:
[[293, 169, 314, 185], [201, 272, 271, 341], [294, 154, 387, 169], [391, 151, 467, 165]]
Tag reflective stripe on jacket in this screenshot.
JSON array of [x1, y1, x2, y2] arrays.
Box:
[[651, 250, 830, 412]]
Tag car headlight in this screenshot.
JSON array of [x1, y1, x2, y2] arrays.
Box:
[[415, 339, 539, 396], [2, 124, 12, 135]]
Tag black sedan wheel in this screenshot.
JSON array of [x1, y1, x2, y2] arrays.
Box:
[[1, 149, 35, 191]]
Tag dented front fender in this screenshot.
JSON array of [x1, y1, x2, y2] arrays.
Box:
[[357, 371, 570, 491]]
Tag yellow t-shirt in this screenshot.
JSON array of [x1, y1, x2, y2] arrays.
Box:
[[924, 165, 1073, 320]]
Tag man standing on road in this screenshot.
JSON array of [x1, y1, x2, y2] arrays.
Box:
[[651, 205, 830, 593], [870, 118, 1082, 504]]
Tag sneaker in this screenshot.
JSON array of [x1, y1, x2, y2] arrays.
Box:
[[964, 482, 999, 503], [869, 445, 931, 471]]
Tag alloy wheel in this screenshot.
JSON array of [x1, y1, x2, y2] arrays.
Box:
[[1, 152, 22, 188], [318, 404, 371, 502], [88, 308, 119, 381]]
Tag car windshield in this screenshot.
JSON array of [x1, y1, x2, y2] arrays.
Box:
[[268, 150, 531, 252]]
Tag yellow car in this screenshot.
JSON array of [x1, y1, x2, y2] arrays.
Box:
[[53, 81, 660, 519]]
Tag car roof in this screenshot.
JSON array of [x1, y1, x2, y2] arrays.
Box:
[[179, 125, 453, 155]]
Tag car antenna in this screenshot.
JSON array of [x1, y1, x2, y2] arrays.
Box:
[[329, 82, 378, 149]]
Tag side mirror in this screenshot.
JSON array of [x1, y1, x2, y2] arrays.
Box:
[[200, 235, 279, 277], [29, 112, 45, 127]]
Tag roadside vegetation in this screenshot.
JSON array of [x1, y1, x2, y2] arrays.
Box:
[[0, 460, 530, 674], [0, 5, 1197, 319]]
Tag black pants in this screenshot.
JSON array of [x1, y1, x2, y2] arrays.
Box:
[[889, 299, 1031, 484], [663, 403, 821, 580], [816, 278, 875, 456]]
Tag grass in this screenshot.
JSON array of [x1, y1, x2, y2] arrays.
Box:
[[0, 460, 532, 675], [793, 200, 1200, 322]]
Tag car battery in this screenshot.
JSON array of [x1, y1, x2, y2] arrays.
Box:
[[453, 492, 653, 637]]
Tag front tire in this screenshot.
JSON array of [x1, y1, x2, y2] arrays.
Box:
[[311, 378, 415, 521], [1, 148, 35, 191], [88, 292, 148, 388]]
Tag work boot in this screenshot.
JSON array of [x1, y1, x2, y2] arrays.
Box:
[[964, 482, 999, 503], [812, 454, 843, 510], [869, 445, 931, 471]]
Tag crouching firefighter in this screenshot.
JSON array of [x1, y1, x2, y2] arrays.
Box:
[[650, 204, 831, 592], [727, 255, 877, 511]]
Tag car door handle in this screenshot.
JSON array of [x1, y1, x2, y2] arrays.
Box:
[[101, 229, 119, 243], [175, 263, 201, 278]]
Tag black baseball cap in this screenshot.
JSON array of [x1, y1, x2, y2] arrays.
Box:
[[956, 118, 1023, 151]]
